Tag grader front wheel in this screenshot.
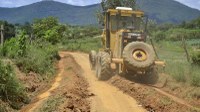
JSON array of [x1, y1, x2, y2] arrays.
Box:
[[89, 50, 97, 70], [95, 52, 112, 80]]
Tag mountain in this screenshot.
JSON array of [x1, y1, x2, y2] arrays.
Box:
[[0, 0, 200, 25], [137, 0, 200, 23], [0, 1, 100, 25]]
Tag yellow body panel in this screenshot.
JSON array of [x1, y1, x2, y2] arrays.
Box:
[[102, 9, 145, 58], [107, 9, 144, 17]]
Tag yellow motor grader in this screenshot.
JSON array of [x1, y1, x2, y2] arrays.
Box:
[[89, 7, 164, 80]]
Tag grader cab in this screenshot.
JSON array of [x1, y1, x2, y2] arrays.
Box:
[[89, 7, 161, 80]]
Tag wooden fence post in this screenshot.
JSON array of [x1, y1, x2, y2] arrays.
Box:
[[182, 37, 190, 62], [0, 25, 4, 46], [150, 38, 159, 59]]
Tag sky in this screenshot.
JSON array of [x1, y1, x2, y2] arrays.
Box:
[[0, 0, 200, 10]]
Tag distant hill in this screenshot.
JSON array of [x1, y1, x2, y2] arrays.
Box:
[[0, 0, 200, 25], [137, 0, 200, 23], [0, 1, 100, 25]]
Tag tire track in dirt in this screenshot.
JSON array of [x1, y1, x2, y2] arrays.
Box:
[[153, 87, 194, 108], [69, 52, 146, 112], [109, 75, 200, 112]]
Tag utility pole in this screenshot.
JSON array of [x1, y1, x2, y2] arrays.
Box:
[[1, 25, 4, 46]]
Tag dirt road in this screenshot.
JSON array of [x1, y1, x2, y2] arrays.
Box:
[[20, 51, 200, 112], [70, 52, 146, 112], [21, 52, 145, 112]]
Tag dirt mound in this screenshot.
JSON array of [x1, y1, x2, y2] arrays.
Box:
[[56, 54, 91, 112], [21, 53, 91, 112], [71, 52, 146, 112]]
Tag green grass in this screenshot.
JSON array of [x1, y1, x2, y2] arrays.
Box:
[[60, 37, 101, 53], [153, 29, 200, 41], [165, 61, 187, 82], [15, 42, 59, 76], [1, 36, 60, 77], [190, 66, 200, 87], [155, 40, 200, 86]]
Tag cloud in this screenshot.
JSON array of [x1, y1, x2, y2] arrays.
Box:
[[0, 0, 40, 7], [174, 0, 200, 10], [0, 0, 199, 11], [55, 0, 100, 6]]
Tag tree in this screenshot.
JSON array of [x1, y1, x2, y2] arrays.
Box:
[[33, 17, 59, 38], [44, 25, 66, 44], [32, 17, 66, 44], [0, 21, 15, 40], [21, 22, 32, 37], [180, 17, 200, 29]]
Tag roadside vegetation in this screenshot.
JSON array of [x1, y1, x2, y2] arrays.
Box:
[[0, 17, 102, 111], [60, 25, 101, 52], [0, 60, 27, 110], [150, 17, 200, 87], [0, 17, 64, 110]]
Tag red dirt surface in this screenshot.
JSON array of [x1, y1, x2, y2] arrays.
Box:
[[19, 52, 200, 112], [108, 75, 199, 112], [20, 53, 91, 112]]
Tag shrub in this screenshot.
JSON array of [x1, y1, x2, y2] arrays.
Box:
[[1, 38, 19, 58], [0, 61, 27, 109], [16, 42, 59, 76], [190, 66, 200, 87], [17, 31, 27, 56], [2, 32, 59, 76], [191, 51, 200, 65], [153, 30, 166, 42], [33, 17, 66, 44], [1, 31, 28, 58], [190, 73, 200, 87]]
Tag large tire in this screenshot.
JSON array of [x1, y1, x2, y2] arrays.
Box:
[[95, 52, 112, 80], [89, 50, 97, 70], [123, 42, 155, 71]]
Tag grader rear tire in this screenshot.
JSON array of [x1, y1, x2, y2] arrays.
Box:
[[123, 42, 156, 71], [96, 52, 112, 80], [135, 67, 158, 84], [89, 50, 97, 70]]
